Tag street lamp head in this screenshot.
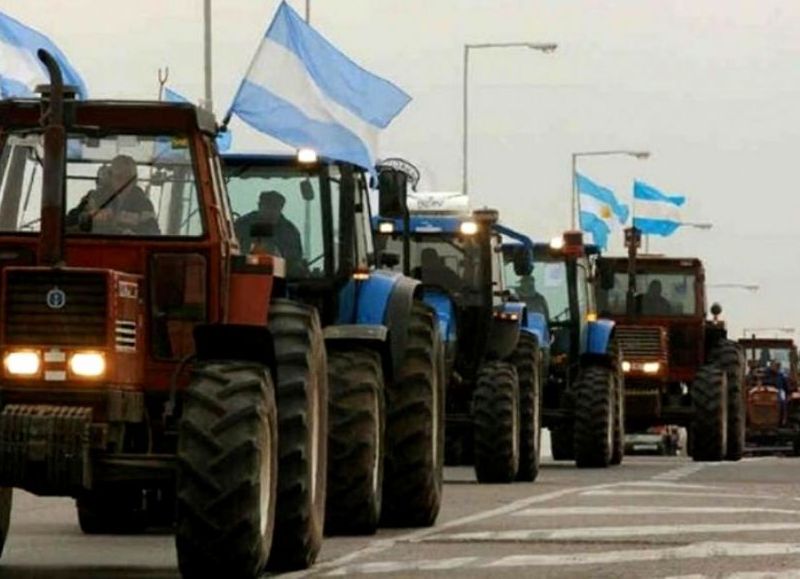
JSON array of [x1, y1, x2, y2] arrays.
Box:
[[632, 151, 651, 160], [526, 42, 558, 53]]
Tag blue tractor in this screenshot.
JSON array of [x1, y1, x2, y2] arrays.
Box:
[[220, 154, 445, 554], [527, 232, 625, 468], [374, 189, 547, 483]]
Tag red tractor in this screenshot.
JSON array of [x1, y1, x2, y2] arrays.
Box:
[[596, 234, 745, 462], [739, 336, 800, 454], [0, 52, 326, 576]]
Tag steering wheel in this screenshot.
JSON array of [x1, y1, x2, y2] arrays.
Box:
[[552, 306, 570, 322], [307, 252, 325, 267]]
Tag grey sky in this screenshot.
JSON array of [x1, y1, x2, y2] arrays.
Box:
[[7, 0, 800, 337]]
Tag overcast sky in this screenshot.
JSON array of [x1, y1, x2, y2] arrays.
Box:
[[7, 0, 800, 338]]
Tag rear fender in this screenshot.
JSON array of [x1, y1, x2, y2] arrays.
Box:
[[523, 311, 549, 350], [193, 323, 277, 383], [581, 319, 617, 370], [324, 324, 392, 378], [487, 304, 523, 360], [422, 287, 457, 345]]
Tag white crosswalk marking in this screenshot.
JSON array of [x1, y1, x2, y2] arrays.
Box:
[[425, 523, 800, 542], [513, 506, 800, 517], [582, 489, 782, 500]]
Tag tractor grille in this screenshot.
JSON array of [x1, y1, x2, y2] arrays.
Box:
[[668, 326, 699, 368], [616, 326, 665, 361], [4, 270, 107, 347]]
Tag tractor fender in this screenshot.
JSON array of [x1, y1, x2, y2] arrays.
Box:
[[522, 311, 549, 350], [422, 288, 457, 345], [193, 323, 277, 384], [580, 319, 617, 369], [487, 304, 523, 360], [323, 324, 393, 378], [381, 273, 422, 378]]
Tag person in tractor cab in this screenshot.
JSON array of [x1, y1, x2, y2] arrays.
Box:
[[418, 247, 462, 292], [234, 190, 305, 275], [638, 279, 672, 315], [68, 155, 160, 235], [766, 360, 790, 422], [517, 275, 550, 321], [66, 164, 112, 229]]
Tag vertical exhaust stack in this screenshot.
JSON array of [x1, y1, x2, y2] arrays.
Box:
[[36, 49, 67, 267]]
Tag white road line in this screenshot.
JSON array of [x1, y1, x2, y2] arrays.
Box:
[[582, 489, 782, 500], [424, 522, 800, 542], [513, 506, 800, 517], [486, 541, 800, 568], [326, 543, 800, 575], [618, 481, 724, 490]]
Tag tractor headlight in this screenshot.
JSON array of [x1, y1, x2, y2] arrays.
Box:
[[550, 236, 565, 250], [643, 362, 661, 374], [621, 361, 632, 373], [69, 352, 106, 378], [460, 221, 478, 235], [378, 221, 395, 234], [4, 350, 41, 376]]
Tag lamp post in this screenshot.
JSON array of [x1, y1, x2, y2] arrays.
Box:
[[680, 222, 713, 230], [571, 150, 650, 229], [708, 283, 760, 292], [203, 0, 213, 111], [462, 41, 557, 195]]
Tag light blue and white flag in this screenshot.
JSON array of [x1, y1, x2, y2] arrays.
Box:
[[164, 88, 232, 152], [228, 1, 411, 170], [633, 180, 686, 236], [0, 10, 88, 99], [577, 173, 629, 250]]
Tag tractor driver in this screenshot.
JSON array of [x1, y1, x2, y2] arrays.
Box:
[[638, 279, 672, 315], [517, 275, 550, 321], [419, 247, 462, 292], [235, 190, 305, 276]]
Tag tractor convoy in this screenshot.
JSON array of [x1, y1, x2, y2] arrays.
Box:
[[0, 55, 768, 578]]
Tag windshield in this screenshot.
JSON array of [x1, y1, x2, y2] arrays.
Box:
[[597, 271, 698, 316], [744, 346, 792, 370], [224, 164, 338, 279], [529, 259, 570, 323], [377, 233, 484, 305], [0, 132, 203, 237]]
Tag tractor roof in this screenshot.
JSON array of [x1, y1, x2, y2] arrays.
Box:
[[738, 338, 796, 350], [0, 98, 217, 136], [600, 255, 704, 271], [222, 153, 337, 166]]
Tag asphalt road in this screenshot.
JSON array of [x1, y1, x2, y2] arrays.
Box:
[[2, 449, 800, 578]]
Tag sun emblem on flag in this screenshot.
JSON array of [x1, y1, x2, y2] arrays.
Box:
[[600, 204, 612, 219]]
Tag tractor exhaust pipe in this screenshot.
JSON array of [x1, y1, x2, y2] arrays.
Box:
[[36, 49, 67, 267]]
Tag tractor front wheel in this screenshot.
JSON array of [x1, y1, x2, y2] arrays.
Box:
[[325, 349, 385, 535], [0, 488, 10, 560], [382, 303, 444, 528], [714, 340, 745, 462], [266, 300, 328, 571], [574, 365, 614, 468], [176, 362, 278, 579], [473, 361, 520, 483], [691, 363, 728, 462], [512, 333, 542, 482]]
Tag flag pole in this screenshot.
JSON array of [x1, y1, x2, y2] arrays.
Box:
[[305, 0, 310, 22], [203, 0, 213, 111]]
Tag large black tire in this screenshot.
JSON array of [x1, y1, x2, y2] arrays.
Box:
[[473, 361, 520, 483], [550, 425, 574, 460], [382, 303, 444, 528], [574, 365, 614, 468], [691, 363, 728, 462], [266, 300, 328, 571], [0, 487, 10, 560], [610, 342, 625, 466], [325, 348, 385, 535], [512, 333, 542, 482], [714, 340, 745, 462], [175, 362, 278, 579], [77, 488, 146, 534]]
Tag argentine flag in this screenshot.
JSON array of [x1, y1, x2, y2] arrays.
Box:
[[228, 1, 411, 171], [633, 180, 686, 236], [577, 173, 629, 250], [0, 10, 87, 99]]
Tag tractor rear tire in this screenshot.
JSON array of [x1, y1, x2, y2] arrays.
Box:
[[691, 364, 728, 462], [266, 300, 328, 571], [325, 349, 385, 536], [551, 425, 575, 460], [512, 333, 542, 482], [382, 303, 444, 528], [714, 340, 745, 462], [77, 488, 146, 534], [0, 488, 10, 559], [574, 365, 614, 468], [473, 361, 520, 483], [176, 362, 278, 579]]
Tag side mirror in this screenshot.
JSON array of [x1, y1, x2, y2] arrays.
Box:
[[598, 260, 615, 290], [379, 252, 400, 269], [710, 302, 722, 317], [300, 179, 315, 201], [377, 168, 408, 218]]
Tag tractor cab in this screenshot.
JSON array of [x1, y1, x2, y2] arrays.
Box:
[[739, 337, 798, 388]]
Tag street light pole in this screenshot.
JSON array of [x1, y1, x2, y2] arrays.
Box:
[[305, 0, 310, 23], [462, 41, 557, 195], [203, 0, 213, 111], [708, 283, 760, 291], [571, 149, 650, 230]]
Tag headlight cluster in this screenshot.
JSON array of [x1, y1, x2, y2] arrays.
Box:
[[622, 360, 661, 374], [3, 350, 106, 378]]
